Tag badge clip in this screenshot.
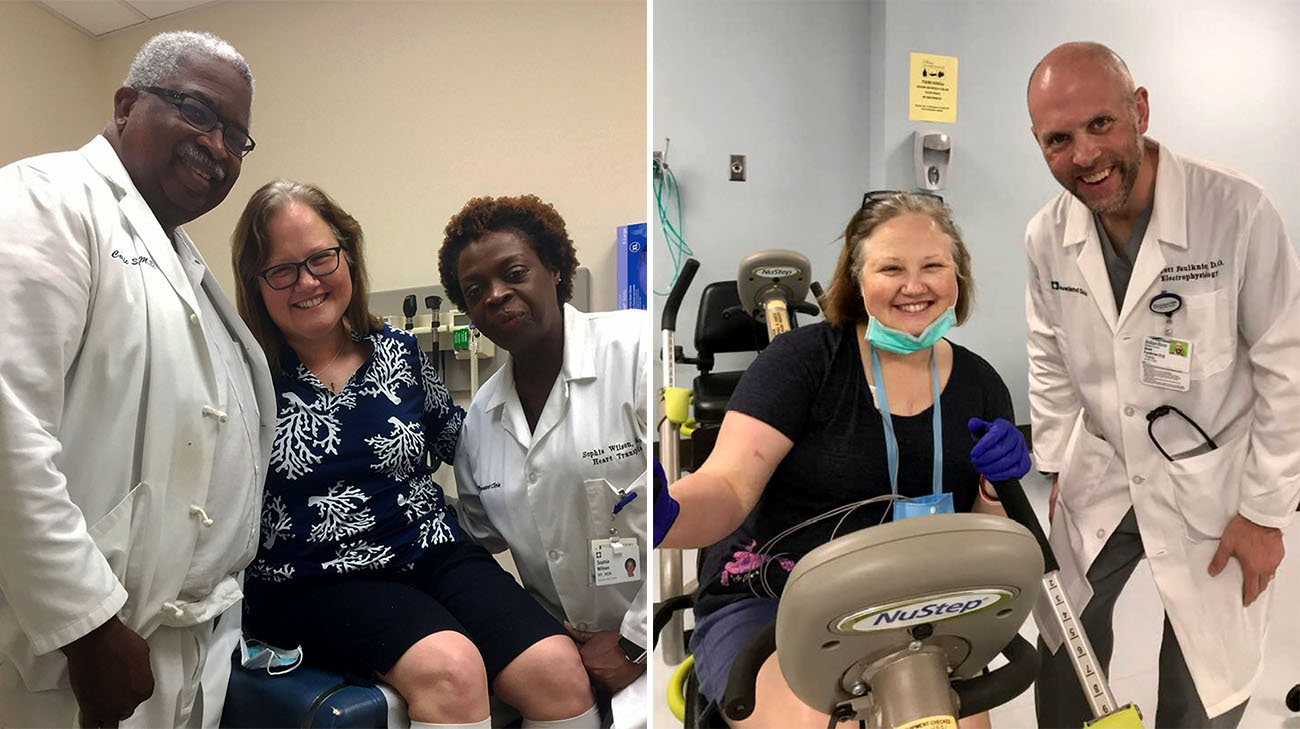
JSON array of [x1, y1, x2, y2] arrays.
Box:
[[1149, 291, 1182, 337]]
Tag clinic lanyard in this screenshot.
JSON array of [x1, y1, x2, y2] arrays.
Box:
[[870, 344, 943, 496]]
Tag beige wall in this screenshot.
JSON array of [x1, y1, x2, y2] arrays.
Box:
[[0, 2, 101, 165], [5, 0, 646, 311]]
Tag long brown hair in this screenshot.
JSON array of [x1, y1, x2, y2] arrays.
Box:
[[822, 192, 974, 329], [231, 179, 382, 374]]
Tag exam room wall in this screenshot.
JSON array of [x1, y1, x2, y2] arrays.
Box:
[[0, 3, 100, 167], [873, 0, 1300, 427], [653, 0, 1300, 425], [652, 0, 875, 387], [1, 0, 646, 313]]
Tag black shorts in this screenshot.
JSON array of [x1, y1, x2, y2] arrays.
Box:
[[243, 540, 565, 680]]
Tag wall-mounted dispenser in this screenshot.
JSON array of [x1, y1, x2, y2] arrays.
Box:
[[914, 130, 951, 191]]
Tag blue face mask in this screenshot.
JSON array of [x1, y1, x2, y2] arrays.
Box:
[[865, 306, 957, 354]]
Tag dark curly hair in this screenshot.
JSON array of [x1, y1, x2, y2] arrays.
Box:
[[438, 194, 580, 310]]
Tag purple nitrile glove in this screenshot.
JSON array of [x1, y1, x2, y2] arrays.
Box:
[[653, 459, 679, 548], [968, 417, 1032, 482]]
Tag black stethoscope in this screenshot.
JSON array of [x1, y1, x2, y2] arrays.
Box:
[[1146, 405, 1218, 462], [1144, 292, 1218, 461]]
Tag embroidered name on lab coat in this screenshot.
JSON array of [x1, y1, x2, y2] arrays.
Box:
[[1159, 259, 1224, 283], [582, 440, 645, 467]]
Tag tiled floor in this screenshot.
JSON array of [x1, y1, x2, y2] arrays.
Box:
[[653, 472, 1300, 728]]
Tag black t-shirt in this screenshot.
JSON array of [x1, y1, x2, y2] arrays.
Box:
[[694, 322, 1017, 617]]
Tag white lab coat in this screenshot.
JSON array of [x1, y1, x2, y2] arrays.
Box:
[[0, 137, 276, 721], [455, 304, 648, 729], [1025, 141, 1300, 716]]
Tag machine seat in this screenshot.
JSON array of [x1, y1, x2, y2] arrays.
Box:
[[691, 371, 745, 425]]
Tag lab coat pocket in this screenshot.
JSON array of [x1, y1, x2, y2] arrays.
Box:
[[1166, 432, 1247, 542], [87, 480, 158, 630], [86, 481, 146, 579], [582, 477, 617, 538], [1059, 424, 1115, 514], [1185, 289, 1234, 378]]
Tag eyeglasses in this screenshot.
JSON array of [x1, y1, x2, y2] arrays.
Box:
[[137, 86, 256, 158], [258, 247, 343, 290], [861, 190, 944, 211]]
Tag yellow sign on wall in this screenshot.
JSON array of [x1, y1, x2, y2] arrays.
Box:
[[909, 52, 958, 123]]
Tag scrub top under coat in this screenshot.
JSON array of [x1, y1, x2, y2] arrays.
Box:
[[455, 304, 648, 726], [1025, 140, 1300, 716]]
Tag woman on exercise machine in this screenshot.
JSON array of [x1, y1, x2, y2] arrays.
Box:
[[655, 191, 1031, 729]]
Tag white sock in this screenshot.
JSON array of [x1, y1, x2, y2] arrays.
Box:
[[521, 703, 601, 729], [410, 717, 491, 729]]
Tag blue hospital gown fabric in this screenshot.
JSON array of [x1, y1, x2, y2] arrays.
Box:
[[248, 326, 465, 584]]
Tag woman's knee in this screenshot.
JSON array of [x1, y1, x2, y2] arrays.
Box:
[[384, 631, 490, 721], [726, 654, 826, 729], [495, 635, 593, 715]]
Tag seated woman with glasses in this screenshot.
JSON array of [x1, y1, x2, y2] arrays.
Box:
[[230, 180, 599, 729], [655, 192, 1031, 729]]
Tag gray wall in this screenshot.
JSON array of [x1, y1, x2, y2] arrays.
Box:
[[653, 0, 874, 378], [654, 0, 1300, 423]]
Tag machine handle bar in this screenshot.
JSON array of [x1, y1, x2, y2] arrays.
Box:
[[721, 622, 1039, 723], [951, 633, 1038, 717], [989, 478, 1060, 574], [722, 620, 776, 721], [792, 300, 820, 316], [661, 258, 700, 332], [651, 594, 695, 648]]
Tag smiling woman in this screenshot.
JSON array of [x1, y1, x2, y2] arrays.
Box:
[[654, 192, 1030, 729], [228, 181, 599, 729]]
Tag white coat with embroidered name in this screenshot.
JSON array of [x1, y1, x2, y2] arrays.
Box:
[[455, 304, 648, 729], [0, 136, 277, 722], [1025, 141, 1300, 717]]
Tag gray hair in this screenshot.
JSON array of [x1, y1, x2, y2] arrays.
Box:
[[124, 31, 254, 94]]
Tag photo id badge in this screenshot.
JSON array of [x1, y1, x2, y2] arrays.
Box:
[[590, 537, 641, 587], [1141, 336, 1191, 392]]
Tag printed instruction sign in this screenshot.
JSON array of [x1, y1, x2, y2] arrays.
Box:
[[909, 53, 958, 123]]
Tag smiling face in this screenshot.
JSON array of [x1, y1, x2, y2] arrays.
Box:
[[111, 53, 250, 232], [1028, 56, 1149, 215], [455, 230, 562, 355], [857, 213, 959, 337], [258, 202, 353, 349]]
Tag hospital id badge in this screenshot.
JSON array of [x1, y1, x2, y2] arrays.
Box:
[[1140, 336, 1191, 392], [590, 537, 640, 586]]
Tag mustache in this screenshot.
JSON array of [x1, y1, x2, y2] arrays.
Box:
[[178, 143, 226, 184]]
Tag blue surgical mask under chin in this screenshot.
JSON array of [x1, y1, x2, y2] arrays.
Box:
[[865, 306, 957, 354]]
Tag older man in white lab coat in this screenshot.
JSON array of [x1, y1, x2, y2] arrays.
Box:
[[0, 31, 274, 728], [1024, 42, 1300, 728]]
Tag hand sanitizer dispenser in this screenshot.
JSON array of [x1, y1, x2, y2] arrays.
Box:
[[914, 130, 951, 191]]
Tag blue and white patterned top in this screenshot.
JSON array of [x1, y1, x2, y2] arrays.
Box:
[[247, 325, 464, 584]]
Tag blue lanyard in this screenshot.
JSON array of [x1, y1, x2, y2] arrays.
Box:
[[870, 344, 943, 496]]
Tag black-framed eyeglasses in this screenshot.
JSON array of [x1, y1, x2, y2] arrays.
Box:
[[137, 86, 256, 158], [258, 247, 343, 290], [861, 189, 944, 211]]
